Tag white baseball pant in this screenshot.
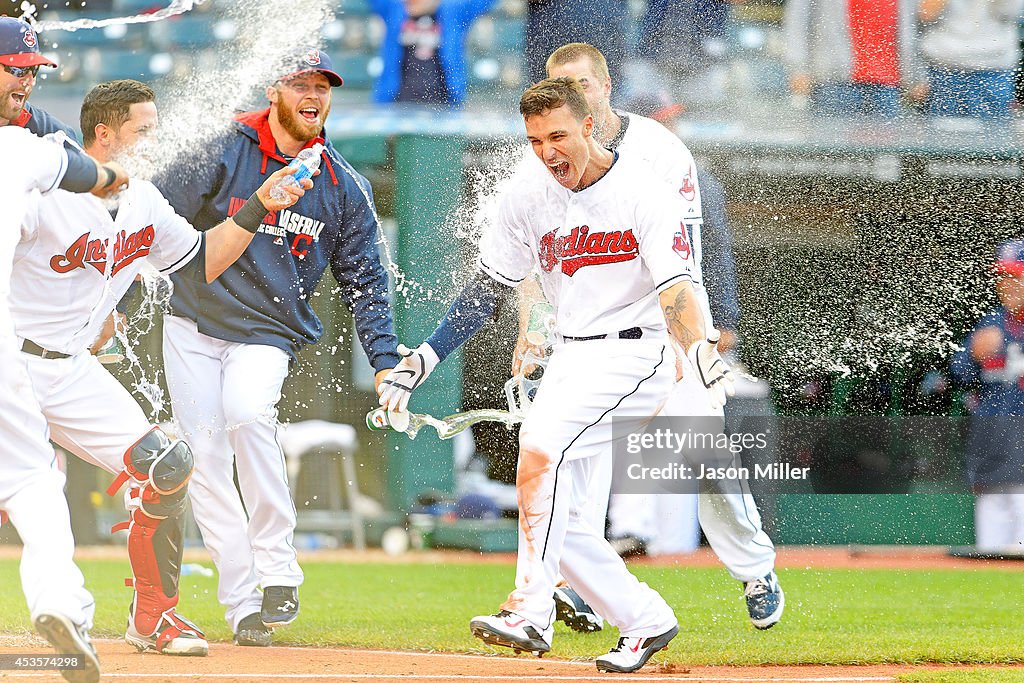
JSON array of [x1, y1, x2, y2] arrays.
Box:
[[501, 337, 677, 637], [974, 486, 1024, 552], [162, 315, 302, 632], [0, 328, 94, 629], [607, 357, 776, 580]]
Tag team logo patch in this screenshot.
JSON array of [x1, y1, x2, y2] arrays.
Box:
[[303, 49, 321, 66], [539, 225, 639, 277], [229, 196, 324, 259], [22, 27, 37, 49], [679, 165, 695, 202], [672, 224, 691, 261]]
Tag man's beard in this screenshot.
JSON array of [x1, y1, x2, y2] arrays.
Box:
[[0, 84, 27, 124], [277, 101, 329, 143]]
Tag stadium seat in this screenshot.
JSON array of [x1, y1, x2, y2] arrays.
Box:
[[339, 0, 372, 17], [83, 48, 157, 83], [334, 52, 376, 90], [150, 14, 233, 50]]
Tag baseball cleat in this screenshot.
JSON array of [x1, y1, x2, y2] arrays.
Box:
[[744, 571, 784, 630], [125, 609, 209, 656], [470, 610, 552, 656], [261, 586, 299, 628], [595, 624, 678, 673], [33, 612, 100, 683], [235, 612, 272, 647], [553, 586, 603, 632]]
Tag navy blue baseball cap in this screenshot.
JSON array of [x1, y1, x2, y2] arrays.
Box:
[[0, 17, 56, 68], [279, 47, 343, 87], [994, 240, 1024, 277]]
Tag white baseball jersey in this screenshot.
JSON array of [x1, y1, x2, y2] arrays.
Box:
[[480, 152, 696, 339], [607, 111, 719, 330], [11, 178, 203, 355], [609, 112, 704, 274], [0, 128, 69, 321], [0, 128, 96, 632]]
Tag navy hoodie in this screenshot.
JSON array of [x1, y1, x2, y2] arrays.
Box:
[[156, 109, 399, 370]]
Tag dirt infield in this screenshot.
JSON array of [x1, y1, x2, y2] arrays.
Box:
[[0, 640, 1020, 683]]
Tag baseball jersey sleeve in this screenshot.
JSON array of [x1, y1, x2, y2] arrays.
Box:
[[143, 182, 204, 276], [634, 185, 695, 293], [20, 131, 69, 195], [477, 191, 534, 287]]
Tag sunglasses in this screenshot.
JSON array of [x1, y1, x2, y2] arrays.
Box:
[[2, 64, 40, 78]]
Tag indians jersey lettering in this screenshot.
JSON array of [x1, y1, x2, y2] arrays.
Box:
[[479, 152, 694, 339], [12, 179, 202, 355], [538, 226, 639, 276]]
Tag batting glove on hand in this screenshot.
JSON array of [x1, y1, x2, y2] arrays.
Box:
[[686, 330, 736, 409], [377, 342, 441, 414]]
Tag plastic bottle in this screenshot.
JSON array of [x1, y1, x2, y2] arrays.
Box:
[[269, 143, 323, 202]]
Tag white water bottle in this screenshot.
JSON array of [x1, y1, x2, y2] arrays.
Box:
[[269, 142, 323, 201]]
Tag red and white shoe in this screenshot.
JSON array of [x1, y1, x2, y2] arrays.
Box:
[[595, 624, 678, 673], [125, 608, 208, 656], [469, 610, 552, 656]]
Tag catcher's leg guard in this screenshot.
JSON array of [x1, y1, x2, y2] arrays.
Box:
[[108, 427, 208, 656]]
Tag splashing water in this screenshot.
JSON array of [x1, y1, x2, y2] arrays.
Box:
[[28, 0, 205, 32]]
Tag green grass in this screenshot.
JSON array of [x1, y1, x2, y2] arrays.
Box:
[[1, 557, 1021, 666], [897, 670, 1024, 682]]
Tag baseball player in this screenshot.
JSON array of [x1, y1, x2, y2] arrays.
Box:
[[512, 43, 782, 633], [154, 49, 400, 647], [9, 80, 311, 657], [0, 17, 79, 138], [379, 77, 733, 673], [0, 126, 127, 683]]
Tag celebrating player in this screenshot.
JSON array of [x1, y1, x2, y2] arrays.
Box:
[[0, 127, 128, 683], [520, 42, 783, 633], [154, 49, 400, 647], [0, 17, 78, 137], [8, 79, 311, 658], [378, 77, 730, 673]]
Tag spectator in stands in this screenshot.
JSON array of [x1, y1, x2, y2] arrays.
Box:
[[525, 0, 627, 87], [783, 0, 927, 117], [0, 16, 76, 138], [628, 0, 744, 108], [918, 0, 1023, 119], [950, 240, 1024, 552], [370, 0, 496, 106]]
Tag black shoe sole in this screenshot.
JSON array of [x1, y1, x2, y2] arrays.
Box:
[[554, 597, 602, 633], [34, 613, 100, 683], [470, 621, 549, 656], [595, 624, 678, 673], [235, 629, 273, 647]]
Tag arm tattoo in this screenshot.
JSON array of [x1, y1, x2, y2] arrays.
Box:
[[664, 287, 702, 350]]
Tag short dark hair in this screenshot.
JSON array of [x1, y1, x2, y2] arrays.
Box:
[[519, 77, 591, 122], [546, 43, 610, 82], [80, 79, 155, 146]]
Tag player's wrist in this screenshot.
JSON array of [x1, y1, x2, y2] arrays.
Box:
[[232, 192, 268, 233]]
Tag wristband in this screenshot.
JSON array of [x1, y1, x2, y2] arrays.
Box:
[[100, 165, 117, 189], [232, 193, 268, 233]]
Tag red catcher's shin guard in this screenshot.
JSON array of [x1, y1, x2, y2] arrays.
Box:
[[126, 507, 183, 638]]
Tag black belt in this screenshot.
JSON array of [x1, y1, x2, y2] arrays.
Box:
[[563, 327, 643, 342], [21, 339, 71, 359]]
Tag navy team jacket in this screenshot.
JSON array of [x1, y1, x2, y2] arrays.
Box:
[[156, 109, 400, 370], [15, 102, 79, 140]]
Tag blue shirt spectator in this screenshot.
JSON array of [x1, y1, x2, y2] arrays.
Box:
[[370, 0, 496, 106]]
